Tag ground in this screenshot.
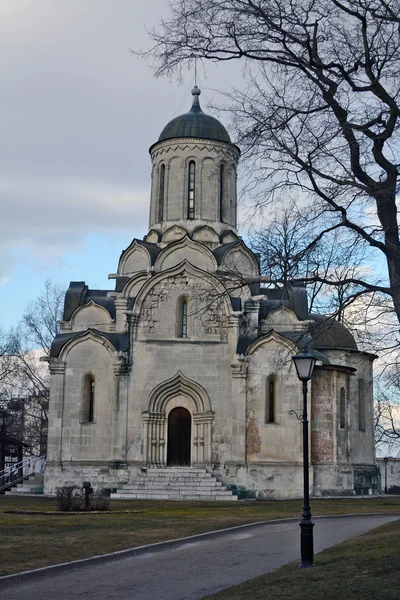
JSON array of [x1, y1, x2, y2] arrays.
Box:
[[1, 495, 400, 576]]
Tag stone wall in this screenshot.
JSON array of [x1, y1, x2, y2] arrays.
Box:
[[246, 337, 302, 464]]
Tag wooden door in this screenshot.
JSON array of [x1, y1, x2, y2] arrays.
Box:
[[167, 407, 191, 466]]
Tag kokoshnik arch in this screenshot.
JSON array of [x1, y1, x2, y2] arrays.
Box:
[[45, 87, 379, 498]]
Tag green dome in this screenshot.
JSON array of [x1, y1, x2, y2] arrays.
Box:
[[158, 86, 231, 144]]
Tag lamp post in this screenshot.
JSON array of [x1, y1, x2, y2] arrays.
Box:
[[292, 348, 317, 569], [383, 457, 388, 494]]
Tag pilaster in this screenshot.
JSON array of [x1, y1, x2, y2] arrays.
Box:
[[114, 297, 129, 331], [46, 359, 66, 464], [230, 358, 248, 462]]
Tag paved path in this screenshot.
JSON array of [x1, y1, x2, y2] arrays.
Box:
[[3, 515, 399, 600]]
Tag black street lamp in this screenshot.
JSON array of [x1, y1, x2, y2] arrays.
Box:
[[292, 348, 317, 569], [383, 457, 388, 494]]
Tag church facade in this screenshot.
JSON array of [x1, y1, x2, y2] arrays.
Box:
[[45, 87, 379, 498]]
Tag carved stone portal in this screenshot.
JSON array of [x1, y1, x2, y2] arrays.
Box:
[[142, 371, 214, 466]]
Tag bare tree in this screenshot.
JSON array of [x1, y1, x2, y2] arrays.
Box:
[[9, 279, 63, 399], [250, 201, 369, 318], [143, 0, 400, 327], [0, 328, 13, 387], [375, 380, 400, 456], [1, 280, 64, 455]]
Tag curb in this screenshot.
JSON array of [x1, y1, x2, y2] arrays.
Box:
[[1, 512, 399, 588]]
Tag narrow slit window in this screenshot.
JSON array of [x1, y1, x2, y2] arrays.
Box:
[[339, 387, 346, 429], [187, 161, 195, 219], [82, 374, 95, 423], [266, 375, 276, 424], [177, 297, 188, 338], [158, 164, 165, 222], [358, 379, 366, 431], [219, 164, 224, 222]]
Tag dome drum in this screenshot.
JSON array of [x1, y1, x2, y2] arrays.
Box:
[[148, 87, 240, 238]]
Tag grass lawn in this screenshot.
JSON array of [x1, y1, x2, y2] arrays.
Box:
[[204, 519, 400, 600], [0, 495, 400, 576]]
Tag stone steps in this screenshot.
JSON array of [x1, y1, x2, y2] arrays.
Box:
[[114, 486, 231, 495], [5, 472, 44, 495], [141, 469, 213, 478], [111, 467, 237, 501], [112, 493, 238, 501], [128, 479, 222, 487], [134, 476, 214, 481]]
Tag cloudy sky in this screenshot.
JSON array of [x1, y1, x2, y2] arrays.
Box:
[[1, 0, 243, 329]]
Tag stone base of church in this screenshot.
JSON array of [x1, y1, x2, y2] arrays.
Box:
[[311, 464, 380, 497], [213, 462, 307, 499], [312, 464, 354, 496], [44, 461, 134, 495], [214, 462, 380, 499], [44, 460, 380, 498]]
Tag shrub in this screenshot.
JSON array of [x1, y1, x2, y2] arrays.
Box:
[[91, 488, 111, 511], [55, 485, 111, 511], [56, 485, 84, 511]]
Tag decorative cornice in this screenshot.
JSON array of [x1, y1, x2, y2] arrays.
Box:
[[227, 315, 240, 327], [193, 411, 214, 423], [231, 362, 249, 379], [113, 362, 131, 376], [151, 141, 239, 161], [115, 298, 129, 309], [48, 360, 66, 375]]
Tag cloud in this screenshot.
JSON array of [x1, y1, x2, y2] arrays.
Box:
[[0, 275, 10, 287], [0, 175, 149, 279], [0, 0, 250, 291]]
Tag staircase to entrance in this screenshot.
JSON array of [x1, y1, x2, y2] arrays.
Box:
[[111, 467, 238, 501], [0, 455, 46, 495], [5, 471, 44, 495]]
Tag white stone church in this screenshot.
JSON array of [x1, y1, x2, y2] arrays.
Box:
[[45, 87, 379, 499]]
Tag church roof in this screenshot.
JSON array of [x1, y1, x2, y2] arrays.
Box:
[[308, 314, 358, 350], [236, 331, 331, 366], [242, 284, 358, 355], [63, 283, 115, 321], [212, 241, 240, 265], [157, 86, 231, 144], [260, 286, 309, 321], [50, 330, 129, 358]]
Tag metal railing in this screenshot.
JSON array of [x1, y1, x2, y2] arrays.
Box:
[[0, 454, 46, 493]]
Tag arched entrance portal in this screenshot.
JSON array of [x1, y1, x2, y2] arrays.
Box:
[[143, 372, 214, 466], [167, 407, 191, 466]]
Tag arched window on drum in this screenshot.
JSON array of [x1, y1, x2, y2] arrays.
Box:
[[219, 164, 225, 222], [158, 163, 165, 222], [187, 161, 195, 219]]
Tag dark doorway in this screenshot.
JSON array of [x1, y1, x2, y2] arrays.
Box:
[[167, 407, 191, 466]]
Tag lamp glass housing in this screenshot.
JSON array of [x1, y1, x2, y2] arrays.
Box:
[[292, 350, 317, 382]]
